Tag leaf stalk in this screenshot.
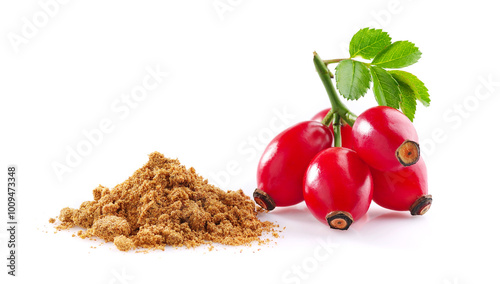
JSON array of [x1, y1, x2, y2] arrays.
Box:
[[313, 52, 358, 127]]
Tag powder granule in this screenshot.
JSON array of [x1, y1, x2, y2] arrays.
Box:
[[55, 152, 277, 251], [114, 236, 135, 251], [91, 216, 131, 242]]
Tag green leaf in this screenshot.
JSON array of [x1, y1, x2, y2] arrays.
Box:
[[349, 28, 392, 59], [372, 41, 421, 68], [335, 59, 371, 100], [388, 70, 430, 106], [369, 66, 401, 109], [398, 82, 417, 121]]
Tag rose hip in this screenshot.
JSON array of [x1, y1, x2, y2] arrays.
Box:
[[352, 106, 420, 171], [303, 147, 373, 230], [311, 108, 354, 149], [371, 158, 432, 215], [254, 121, 333, 211]]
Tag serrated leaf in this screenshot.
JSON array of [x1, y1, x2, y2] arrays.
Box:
[[335, 59, 371, 101], [388, 70, 430, 107], [370, 66, 401, 109], [372, 41, 421, 68], [399, 82, 417, 121], [349, 28, 392, 59]]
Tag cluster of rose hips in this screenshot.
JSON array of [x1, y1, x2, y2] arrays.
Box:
[[253, 55, 432, 231]]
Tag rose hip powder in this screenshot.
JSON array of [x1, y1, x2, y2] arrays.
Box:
[[54, 152, 278, 251]]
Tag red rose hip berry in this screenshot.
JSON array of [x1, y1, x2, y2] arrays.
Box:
[[254, 121, 333, 210], [303, 147, 373, 230], [311, 108, 354, 149], [371, 158, 432, 215], [352, 106, 420, 171]]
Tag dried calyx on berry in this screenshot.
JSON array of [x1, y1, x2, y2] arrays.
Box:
[[326, 211, 353, 230], [396, 140, 420, 167], [253, 189, 276, 211]]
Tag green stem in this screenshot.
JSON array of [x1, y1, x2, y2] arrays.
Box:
[[324, 58, 371, 68], [321, 109, 334, 126], [313, 52, 358, 127], [332, 113, 342, 147], [323, 58, 350, 65]]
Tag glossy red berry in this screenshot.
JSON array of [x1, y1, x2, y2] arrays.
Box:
[[303, 147, 373, 230], [352, 106, 420, 171], [311, 108, 354, 149], [371, 158, 432, 215], [254, 121, 333, 211]]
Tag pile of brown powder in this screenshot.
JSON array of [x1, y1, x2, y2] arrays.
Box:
[[55, 152, 277, 251]]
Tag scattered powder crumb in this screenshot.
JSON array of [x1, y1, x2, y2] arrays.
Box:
[[49, 218, 56, 224], [53, 152, 278, 251]]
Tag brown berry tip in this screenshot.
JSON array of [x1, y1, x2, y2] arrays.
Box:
[[253, 188, 276, 211], [409, 195, 432, 216], [396, 140, 420, 167], [325, 211, 353, 230]]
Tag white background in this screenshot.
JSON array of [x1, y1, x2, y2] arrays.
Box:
[[1, 1, 499, 283]]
